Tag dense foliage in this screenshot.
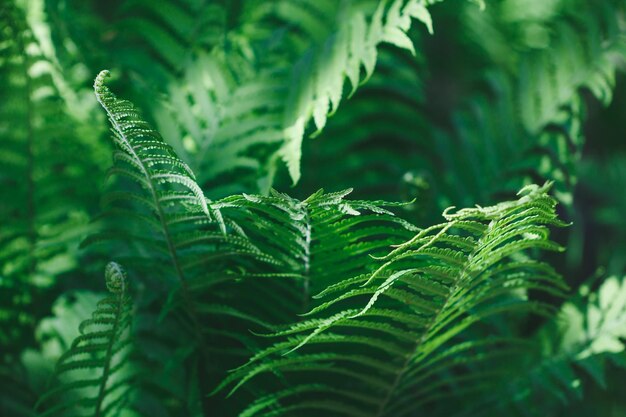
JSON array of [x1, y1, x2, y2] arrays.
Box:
[[2, 0, 626, 416]]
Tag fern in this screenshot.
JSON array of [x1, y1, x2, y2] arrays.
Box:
[[88, 71, 422, 414], [295, 46, 430, 203], [275, 0, 438, 184], [89, 69, 262, 414], [35, 262, 134, 417], [4, 1, 626, 415], [217, 188, 418, 298], [432, 0, 626, 208], [452, 275, 626, 417], [215, 183, 568, 416], [0, 1, 105, 355], [59, 0, 459, 195]]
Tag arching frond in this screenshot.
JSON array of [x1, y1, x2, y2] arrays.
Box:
[[89, 69, 277, 415], [275, 0, 438, 184], [295, 46, 430, 204], [89, 71, 421, 414], [216, 183, 568, 416], [76, 0, 463, 195], [36, 262, 134, 417]]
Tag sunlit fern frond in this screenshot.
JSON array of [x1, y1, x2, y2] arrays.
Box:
[[86, 71, 320, 414], [215, 183, 568, 417], [295, 45, 432, 204], [271, 0, 439, 184], [35, 262, 134, 417], [115, 0, 457, 195]]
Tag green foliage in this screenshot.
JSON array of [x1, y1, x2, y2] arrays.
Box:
[[36, 262, 134, 417], [0, 1, 105, 355], [215, 183, 568, 416], [2, 0, 626, 416], [452, 275, 626, 417]]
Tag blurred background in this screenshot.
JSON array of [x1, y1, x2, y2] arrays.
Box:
[[2, 0, 626, 415]]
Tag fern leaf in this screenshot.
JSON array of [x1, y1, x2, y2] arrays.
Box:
[[279, 0, 441, 184], [436, 0, 626, 207], [0, 1, 105, 354], [215, 183, 567, 416], [452, 275, 626, 417], [36, 262, 134, 417], [89, 72, 417, 414]]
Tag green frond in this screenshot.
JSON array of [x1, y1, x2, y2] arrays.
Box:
[[5, 1, 626, 415], [294, 45, 429, 203], [215, 183, 567, 416], [109, 0, 468, 195], [0, 1, 105, 355], [218, 187, 418, 296], [277, 0, 440, 184], [89, 72, 422, 414], [90, 71, 282, 410], [435, 0, 626, 208], [452, 275, 626, 417], [35, 262, 134, 417]]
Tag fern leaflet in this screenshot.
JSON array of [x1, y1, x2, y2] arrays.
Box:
[[36, 262, 134, 417]]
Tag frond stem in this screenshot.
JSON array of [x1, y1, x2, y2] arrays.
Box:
[[93, 292, 124, 417], [95, 86, 212, 415]]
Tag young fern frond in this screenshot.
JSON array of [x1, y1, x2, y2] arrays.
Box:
[[36, 262, 134, 417], [89, 69, 233, 283], [90, 70, 280, 414], [215, 183, 568, 416]]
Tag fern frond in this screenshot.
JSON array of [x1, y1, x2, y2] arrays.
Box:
[[295, 46, 430, 203], [126, 0, 465, 195], [89, 71, 429, 414], [90, 70, 282, 406], [215, 183, 567, 416], [434, 0, 626, 208], [35, 262, 134, 417], [0, 0, 105, 355], [276, 0, 439, 184], [91, 69, 232, 280], [451, 274, 626, 417]]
